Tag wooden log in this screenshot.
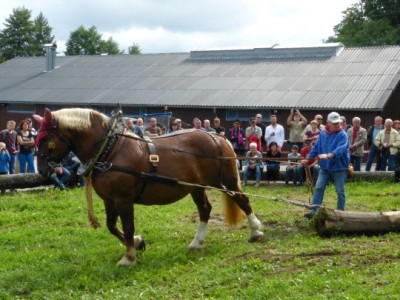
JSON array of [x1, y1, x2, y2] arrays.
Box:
[[314, 208, 400, 237], [239, 170, 395, 182], [0, 173, 51, 190]]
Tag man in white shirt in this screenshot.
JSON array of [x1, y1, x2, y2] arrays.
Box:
[[265, 115, 285, 151]]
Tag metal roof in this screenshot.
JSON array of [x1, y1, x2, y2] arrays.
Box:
[[0, 44, 399, 111]]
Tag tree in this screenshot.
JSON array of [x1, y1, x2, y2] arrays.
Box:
[[0, 7, 34, 60], [65, 25, 121, 55], [326, 0, 400, 46], [32, 12, 55, 56], [128, 42, 141, 55], [101, 37, 121, 55]]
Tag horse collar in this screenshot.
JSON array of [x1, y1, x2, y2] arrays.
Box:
[[78, 111, 123, 176]]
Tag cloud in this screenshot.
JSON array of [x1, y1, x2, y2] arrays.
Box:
[[0, 0, 356, 54]]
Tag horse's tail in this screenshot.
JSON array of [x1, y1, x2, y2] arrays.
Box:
[[222, 193, 245, 226], [85, 175, 101, 229]]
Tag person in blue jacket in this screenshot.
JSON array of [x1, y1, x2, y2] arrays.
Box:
[[304, 112, 350, 218]]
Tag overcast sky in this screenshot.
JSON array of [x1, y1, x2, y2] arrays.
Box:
[[0, 0, 357, 55]]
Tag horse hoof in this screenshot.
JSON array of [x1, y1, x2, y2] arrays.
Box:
[[118, 256, 136, 267], [188, 240, 204, 251], [248, 231, 264, 243]]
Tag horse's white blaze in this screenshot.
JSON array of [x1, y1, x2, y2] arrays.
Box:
[[188, 221, 207, 250], [247, 213, 264, 239]]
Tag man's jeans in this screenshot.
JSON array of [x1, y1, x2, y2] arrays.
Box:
[[365, 145, 380, 171], [311, 169, 347, 214], [350, 155, 362, 171], [380, 150, 397, 171], [243, 165, 263, 181], [51, 167, 71, 189]]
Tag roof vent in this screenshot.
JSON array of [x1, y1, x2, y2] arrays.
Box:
[[44, 43, 57, 72]]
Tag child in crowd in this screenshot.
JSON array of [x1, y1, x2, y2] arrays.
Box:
[[285, 144, 301, 185]]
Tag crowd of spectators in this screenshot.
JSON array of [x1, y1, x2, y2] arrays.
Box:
[[0, 117, 84, 192]]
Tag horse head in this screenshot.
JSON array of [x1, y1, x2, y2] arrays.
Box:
[[32, 108, 72, 177]]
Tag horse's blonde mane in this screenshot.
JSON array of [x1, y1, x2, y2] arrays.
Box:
[[52, 108, 109, 131]]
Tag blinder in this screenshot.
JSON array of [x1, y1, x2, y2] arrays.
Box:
[[36, 125, 72, 168]]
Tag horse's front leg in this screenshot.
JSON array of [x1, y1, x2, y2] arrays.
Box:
[[113, 200, 145, 266]]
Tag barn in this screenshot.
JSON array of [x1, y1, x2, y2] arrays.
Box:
[[0, 43, 399, 147]]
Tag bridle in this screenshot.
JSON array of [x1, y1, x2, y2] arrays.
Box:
[[36, 124, 74, 169]]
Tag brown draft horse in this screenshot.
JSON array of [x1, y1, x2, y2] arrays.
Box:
[[32, 108, 263, 266]]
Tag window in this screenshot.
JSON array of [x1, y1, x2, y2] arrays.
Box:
[[226, 109, 271, 122], [7, 104, 36, 114]]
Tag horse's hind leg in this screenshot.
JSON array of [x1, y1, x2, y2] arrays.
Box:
[[224, 185, 264, 242], [189, 188, 212, 250]]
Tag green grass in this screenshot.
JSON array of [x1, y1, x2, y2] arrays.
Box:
[[1, 181, 400, 299]]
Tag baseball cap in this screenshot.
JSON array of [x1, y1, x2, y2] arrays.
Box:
[[305, 138, 312, 144], [327, 112, 341, 124], [291, 145, 299, 150]]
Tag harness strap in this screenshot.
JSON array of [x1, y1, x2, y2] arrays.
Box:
[[94, 163, 179, 185], [143, 136, 159, 174]]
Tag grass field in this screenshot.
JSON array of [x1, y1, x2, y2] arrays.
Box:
[[1, 180, 400, 299]]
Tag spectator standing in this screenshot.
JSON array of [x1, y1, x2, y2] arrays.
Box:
[[213, 117, 225, 136], [255, 114, 267, 150], [175, 119, 182, 130], [347, 117, 367, 171], [285, 145, 301, 185], [229, 119, 245, 168], [340, 116, 352, 132], [0, 120, 19, 175], [297, 139, 319, 186], [374, 118, 400, 171], [265, 141, 281, 181], [242, 142, 264, 187], [168, 120, 179, 133], [287, 108, 307, 151], [365, 116, 384, 171], [145, 117, 161, 137], [193, 117, 204, 131], [133, 118, 144, 137], [203, 119, 216, 133], [245, 118, 262, 151], [303, 120, 320, 145], [304, 112, 350, 218], [303, 114, 324, 134], [125, 118, 135, 132], [393, 120, 400, 132], [0, 142, 11, 194], [17, 120, 35, 173], [265, 115, 285, 151]]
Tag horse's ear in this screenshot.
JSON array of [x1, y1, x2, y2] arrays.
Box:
[[32, 114, 43, 124], [44, 108, 52, 123]]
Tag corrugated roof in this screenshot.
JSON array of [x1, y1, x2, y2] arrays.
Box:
[[0, 44, 399, 111]]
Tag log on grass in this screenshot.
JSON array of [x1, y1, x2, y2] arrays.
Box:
[[315, 208, 400, 237], [0, 173, 51, 190]]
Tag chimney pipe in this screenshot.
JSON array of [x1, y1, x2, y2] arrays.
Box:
[[44, 43, 57, 72]]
